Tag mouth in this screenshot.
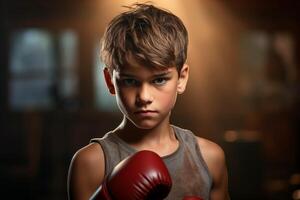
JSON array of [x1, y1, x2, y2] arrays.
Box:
[[134, 110, 158, 116]]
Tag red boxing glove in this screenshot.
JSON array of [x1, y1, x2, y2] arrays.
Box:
[[183, 196, 204, 200], [90, 150, 172, 200]]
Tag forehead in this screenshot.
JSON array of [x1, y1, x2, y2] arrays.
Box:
[[117, 54, 175, 75], [116, 65, 178, 80]]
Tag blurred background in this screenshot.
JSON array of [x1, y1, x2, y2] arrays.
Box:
[[0, 0, 299, 199]]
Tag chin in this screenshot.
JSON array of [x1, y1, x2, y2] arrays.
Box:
[[131, 119, 159, 130]]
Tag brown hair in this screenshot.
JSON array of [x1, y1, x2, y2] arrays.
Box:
[[100, 3, 188, 73]]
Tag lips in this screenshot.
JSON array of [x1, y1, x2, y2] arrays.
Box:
[[134, 110, 158, 116], [134, 110, 156, 113]]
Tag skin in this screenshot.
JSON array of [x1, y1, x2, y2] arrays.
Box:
[[67, 58, 230, 200]]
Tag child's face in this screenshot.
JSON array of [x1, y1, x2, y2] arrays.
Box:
[[104, 59, 188, 129]]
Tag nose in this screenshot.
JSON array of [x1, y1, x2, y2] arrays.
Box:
[[135, 83, 153, 107]]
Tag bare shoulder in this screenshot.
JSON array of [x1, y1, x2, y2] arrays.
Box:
[[196, 137, 226, 168], [68, 142, 105, 200], [196, 136, 230, 200]]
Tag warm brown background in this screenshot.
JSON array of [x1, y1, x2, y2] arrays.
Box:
[[1, 0, 299, 199]]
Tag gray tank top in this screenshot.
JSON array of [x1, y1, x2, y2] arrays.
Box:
[[90, 125, 212, 200]]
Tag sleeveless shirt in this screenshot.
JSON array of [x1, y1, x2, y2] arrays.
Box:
[[90, 125, 212, 200]]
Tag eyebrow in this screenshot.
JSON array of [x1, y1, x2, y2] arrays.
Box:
[[152, 72, 172, 77], [119, 71, 172, 78]]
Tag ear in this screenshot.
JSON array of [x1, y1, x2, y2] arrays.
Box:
[[103, 67, 116, 95], [177, 64, 189, 94]]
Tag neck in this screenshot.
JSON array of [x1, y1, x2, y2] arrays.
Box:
[[114, 115, 175, 146]]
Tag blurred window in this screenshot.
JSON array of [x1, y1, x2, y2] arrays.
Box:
[[58, 30, 79, 109], [93, 43, 118, 112], [9, 29, 79, 111], [9, 29, 55, 110]]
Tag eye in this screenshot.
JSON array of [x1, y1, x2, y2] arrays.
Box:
[[153, 77, 168, 85], [122, 78, 139, 86]]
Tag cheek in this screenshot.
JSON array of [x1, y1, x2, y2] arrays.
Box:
[[158, 87, 178, 109], [115, 88, 134, 109]]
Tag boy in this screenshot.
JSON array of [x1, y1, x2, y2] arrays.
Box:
[[68, 3, 229, 200]]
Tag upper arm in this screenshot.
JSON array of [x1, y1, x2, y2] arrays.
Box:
[[197, 137, 230, 200], [67, 143, 105, 200]]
